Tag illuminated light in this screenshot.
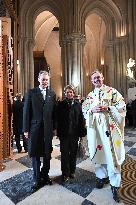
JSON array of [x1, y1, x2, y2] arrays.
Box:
[[17, 60, 19, 65], [120, 31, 125, 37], [86, 73, 89, 76], [101, 58, 104, 65], [72, 76, 79, 88]]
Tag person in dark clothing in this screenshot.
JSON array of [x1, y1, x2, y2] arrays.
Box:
[[126, 100, 133, 126], [131, 96, 136, 128], [56, 85, 86, 182], [23, 70, 56, 190], [13, 93, 28, 153]]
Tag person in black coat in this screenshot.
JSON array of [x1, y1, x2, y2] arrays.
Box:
[[23, 70, 56, 190], [13, 93, 28, 153], [131, 96, 136, 128], [56, 85, 86, 182]]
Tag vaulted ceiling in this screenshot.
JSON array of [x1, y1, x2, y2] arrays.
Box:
[[34, 11, 106, 76]]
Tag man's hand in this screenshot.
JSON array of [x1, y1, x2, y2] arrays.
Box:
[[92, 106, 108, 113], [24, 132, 29, 138], [100, 106, 108, 112]]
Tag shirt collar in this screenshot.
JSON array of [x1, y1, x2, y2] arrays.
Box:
[[39, 86, 47, 91]]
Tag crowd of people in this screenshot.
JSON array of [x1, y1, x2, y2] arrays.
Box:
[[12, 70, 127, 203]]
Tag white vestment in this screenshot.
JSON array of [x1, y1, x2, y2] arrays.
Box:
[[82, 84, 126, 187]]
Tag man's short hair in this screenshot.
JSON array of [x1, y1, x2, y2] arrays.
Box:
[[91, 70, 103, 77], [38, 70, 49, 78], [15, 93, 22, 100], [64, 85, 76, 94]]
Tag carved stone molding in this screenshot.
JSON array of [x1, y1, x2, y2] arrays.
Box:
[[4, 0, 16, 17], [61, 33, 86, 45], [0, 0, 6, 16]]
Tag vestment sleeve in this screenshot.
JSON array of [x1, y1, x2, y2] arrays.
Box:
[[109, 88, 126, 127], [82, 93, 94, 126]]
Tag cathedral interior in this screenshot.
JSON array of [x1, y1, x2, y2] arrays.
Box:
[[0, 0, 136, 204]]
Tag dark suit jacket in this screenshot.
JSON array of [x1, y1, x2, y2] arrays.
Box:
[[23, 87, 56, 157], [56, 98, 86, 139], [13, 100, 24, 135]]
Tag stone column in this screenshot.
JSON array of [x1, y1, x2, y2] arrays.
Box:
[[19, 36, 26, 94], [105, 41, 115, 87], [19, 37, 34, 94], [105, 36, 128, 97], [27, 38, 34, 88], [61, 33, 86, 96], [128, 0, 136, 59]]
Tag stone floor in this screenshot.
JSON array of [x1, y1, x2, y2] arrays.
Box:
[[0, 128, 136, 205]]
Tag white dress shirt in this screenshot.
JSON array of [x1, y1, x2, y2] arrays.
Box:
[[39, 86, 46, 100]]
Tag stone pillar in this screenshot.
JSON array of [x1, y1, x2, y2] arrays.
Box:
[[128, 0, 136, 59], [61, 33, 86, 96], [19, 37, 34, 95], [105, 41, 115, 87], [105, 36, 128, 97], [19, 36, 25, 94], [28, 38, 34, 88]]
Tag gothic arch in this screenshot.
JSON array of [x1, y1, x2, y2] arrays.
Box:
[[80, 0, 125, 39], [80, 0, 128, 96], [19, 0, 65, 93], [20, 0, 65, 39]]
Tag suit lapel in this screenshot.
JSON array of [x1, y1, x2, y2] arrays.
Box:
[[36, 87, 44, 103], [45, 88, 50, 103]]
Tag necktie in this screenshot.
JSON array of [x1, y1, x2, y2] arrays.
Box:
[[41, 89, 46, 100]]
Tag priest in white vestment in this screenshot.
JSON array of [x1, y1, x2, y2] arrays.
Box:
[[82, 70, 126, 203]]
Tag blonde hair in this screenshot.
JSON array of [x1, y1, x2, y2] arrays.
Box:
[[64, 85, 76, 94]]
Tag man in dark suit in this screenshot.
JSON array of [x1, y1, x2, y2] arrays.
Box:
[[56, 85, 86, 182], [13, 93, 28, 153], [23, 70, 56, 190]]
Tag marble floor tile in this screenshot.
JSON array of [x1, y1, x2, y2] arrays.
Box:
[[127, 148, 136, 156], [17, 184, 84, 205], [124, 140, 136, 147], [16, 155, 32, 168], [125, 130, 136, 134], [81, 199, 96, 205], [77, 158, 95, 173], [0, 161, 29, 182], [125, 146, 132, 153], [131, 143, 136, 148], [86, 186, 124, 205], [60, 167, 96, 198], [0, 191, 15, 205], [0, 169, 33, 204], [124, 136, 136, 143], [12, 152, 28, 160], [0, 127, 136, 205]]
